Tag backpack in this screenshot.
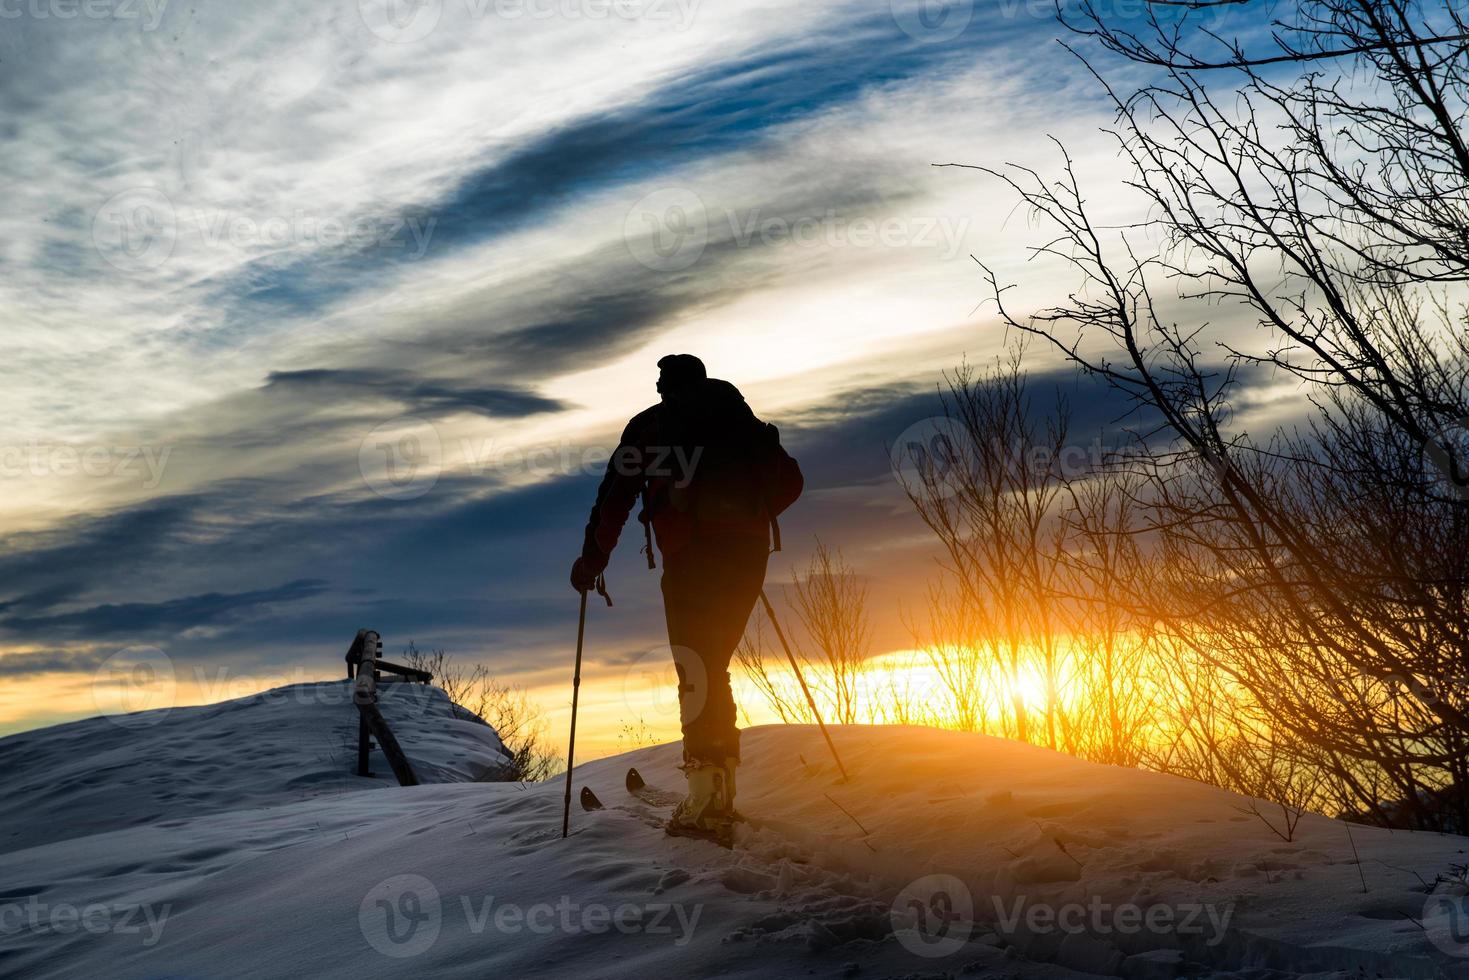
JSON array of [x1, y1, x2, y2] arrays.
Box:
[[640, 379, 797, 565]]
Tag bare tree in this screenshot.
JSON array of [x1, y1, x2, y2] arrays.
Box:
[[790, 541, 871, 725], [898, 352, 1073, 748], [951, 0, 1469, 828], [1057, 469, 1158, 766], [736, 542, 874, 725], [735, 615, 813, 724], [403, 643, 561, 782], [905, 579, 995, 733]]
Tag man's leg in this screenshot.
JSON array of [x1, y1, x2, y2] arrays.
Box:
[[662, 535, 768, 763]]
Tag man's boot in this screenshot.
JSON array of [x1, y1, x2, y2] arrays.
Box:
[[666, 760, 734, 847]]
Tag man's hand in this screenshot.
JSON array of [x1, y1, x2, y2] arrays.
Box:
[[570, 555, 605, 594]]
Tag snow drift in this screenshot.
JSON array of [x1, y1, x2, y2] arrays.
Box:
[[2, 681, 1467, 979]]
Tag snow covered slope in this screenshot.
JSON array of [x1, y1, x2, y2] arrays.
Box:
[[2, 688, 1467, 979], [0, 681, 510, 853]]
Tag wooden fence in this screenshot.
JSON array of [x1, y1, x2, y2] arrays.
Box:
[[345, 629, 432, 787]]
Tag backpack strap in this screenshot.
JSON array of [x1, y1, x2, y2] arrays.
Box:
[[641, 495, 657, 570], [641, 408, 664, 572]]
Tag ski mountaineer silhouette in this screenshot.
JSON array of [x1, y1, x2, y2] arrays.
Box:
[[571, 354, 803, 845]]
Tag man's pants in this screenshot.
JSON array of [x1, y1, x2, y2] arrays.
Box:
[[660, 534, 769, 765]]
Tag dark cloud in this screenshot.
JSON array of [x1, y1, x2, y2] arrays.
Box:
[[263, 368, 566, 419], [0, 582, 87, 616], [0, 496, 204, 600], [0, 359, 1288, 688], [414, 22, 988, 256], [0, 648, 107, 679], [0, 578, 329, 639]]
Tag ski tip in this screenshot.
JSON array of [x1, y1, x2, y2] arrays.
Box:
[[580, 786, 604, 811], [626, 767, 646, 793]]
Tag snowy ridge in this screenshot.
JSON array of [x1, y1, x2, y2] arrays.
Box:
[[1, 689, 1467, 978], [0, 681, 509, 853]]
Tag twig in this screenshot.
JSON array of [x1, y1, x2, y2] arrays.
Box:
[[823, 793, 877, 852], [1372, 859, 1427, 890], [1342, 819, 1368, 893], [1052, 838, 1085, 868], [1035, 820, 1084, 868]]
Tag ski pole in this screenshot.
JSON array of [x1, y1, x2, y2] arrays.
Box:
[[758, 590, 849, 782], [561, 588, 589, 839]]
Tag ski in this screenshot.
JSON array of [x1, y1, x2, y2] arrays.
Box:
[[580, 786, 604, 812], [625, 767, 683, 807]]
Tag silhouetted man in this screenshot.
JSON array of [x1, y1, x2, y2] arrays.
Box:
[[572, 354, 802, 844]]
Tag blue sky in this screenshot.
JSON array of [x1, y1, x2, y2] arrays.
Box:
[[0, 0, 1280, 739]]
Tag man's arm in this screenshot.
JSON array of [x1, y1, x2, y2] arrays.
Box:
[[577, 414, 652, 577]]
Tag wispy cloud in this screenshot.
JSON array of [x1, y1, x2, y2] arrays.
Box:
[[0, 0, 1249, 730]]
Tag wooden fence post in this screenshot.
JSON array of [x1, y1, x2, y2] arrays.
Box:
[[346, 628, 428, 787], [349, 629, 420, 787]]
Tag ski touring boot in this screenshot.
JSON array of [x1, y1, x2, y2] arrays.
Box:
[[665, 759, 735, 848]]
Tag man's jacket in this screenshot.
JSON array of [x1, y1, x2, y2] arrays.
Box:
[[580, 379, 803, 568]]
